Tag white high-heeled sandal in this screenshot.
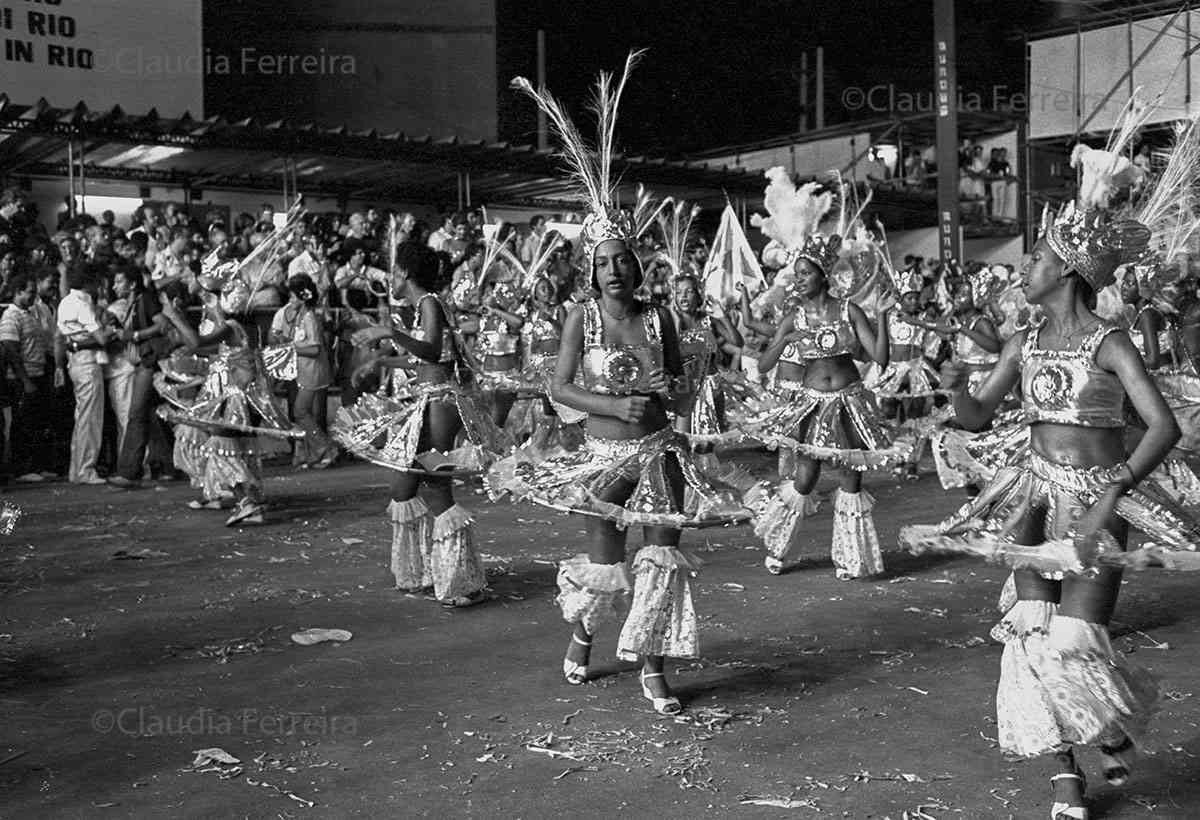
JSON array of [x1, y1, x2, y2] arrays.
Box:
[[764, 556, 783, 575], [1049, 772, 1088, 820], [562, 634, 590, 685], [640, 671, 682, 715]]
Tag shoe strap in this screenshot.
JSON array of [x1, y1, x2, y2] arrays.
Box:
[[640, 671, 665, 680], [1050, 773, 1082, 783], [571, 634, 592, 646]]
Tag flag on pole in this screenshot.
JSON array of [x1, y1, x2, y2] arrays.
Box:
[[702, 204, 764, 306]]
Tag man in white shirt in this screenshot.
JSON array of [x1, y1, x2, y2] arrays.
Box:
[[288, 235, 332, 302], [334, 240, 388, 304], [426, 213, 454, 252], [56, 268, 111, 484], [520, 215, 548, 265]]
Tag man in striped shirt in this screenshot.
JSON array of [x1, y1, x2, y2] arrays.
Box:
[[0, 273, 50, 482]]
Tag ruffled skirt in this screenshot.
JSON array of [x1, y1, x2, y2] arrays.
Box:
[[741, 380, 910, 472], [993, 601, 1158, 758], [865, 357, 941, 398], [683, 371, 746, 447], [488, 427, 751, 528], [332, 383, 511, 474], [900, 450, 1200, 573]]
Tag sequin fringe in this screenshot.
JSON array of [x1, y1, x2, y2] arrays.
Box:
[[616, 545, 701, 661], [555, 555, 633, 634], [389, 497, 433, 590]]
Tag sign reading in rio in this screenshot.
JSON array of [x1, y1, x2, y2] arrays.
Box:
[[0, 0, 203, 116]]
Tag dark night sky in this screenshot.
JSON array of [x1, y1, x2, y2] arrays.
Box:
[[496, 0, 1055, 155]]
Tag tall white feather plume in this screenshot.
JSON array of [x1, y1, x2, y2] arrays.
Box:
[[511, 50, 644, 215], [1131, 115, 1200, 265], [1072, 91, 1153, 210], [632, 183, 672, 238], [657, 199, 701, 276], [750, 166, 833, 251]]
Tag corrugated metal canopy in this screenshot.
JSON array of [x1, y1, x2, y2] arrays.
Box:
[[0, 95, 764, 209]]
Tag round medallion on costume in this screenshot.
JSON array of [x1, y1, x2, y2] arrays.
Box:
[[815, 327, 839, 352], [1029, 364, 1073, 410], [602, 349, 643, 388]]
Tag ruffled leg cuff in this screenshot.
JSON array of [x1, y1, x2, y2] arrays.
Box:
[[555, 555, 633, 633], [993, 600, 1064, 757], [617, 545, 701, 661], [747, 481, 818, 562], [388, 497, 433, 590], [1035, 615, 1159, 751], [831, 489, 884, 579], [430, 505, 486, 601]]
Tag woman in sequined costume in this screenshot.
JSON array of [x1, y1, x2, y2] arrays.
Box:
[[498, 53, 751, 715], [162, 270, 298, 526], [741, 168, 904, 579], [669, 274, 743, 448], [336, 241, 506, 608], [900, 131, 1200, 819], [864, 270, 942, 479]]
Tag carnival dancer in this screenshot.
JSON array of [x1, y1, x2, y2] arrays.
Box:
[[160, 263, 301, 526], [336, 241, 509, 608], [496, 252, 586, 457], [659, 201, 744, 448], [743, 167, 905, 579], [901, 120, 1200, 818], [865, 264, 942, 479], [497, 52, 750, 714], [928, 268, 1006, 493]]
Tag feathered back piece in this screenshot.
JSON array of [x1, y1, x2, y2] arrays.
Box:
[[511, 50, 644, 258], [1043, 94, 1152, 291], [657, 199, 701, 277], [1127, 113, 1200, 295]]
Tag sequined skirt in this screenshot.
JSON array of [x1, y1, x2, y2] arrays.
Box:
[[487, 427, 752, 528], [864, 357, 941, 398], [900, 450, 1200, 573], [332, 381, 511, 474], [741, 379, 910, 471]]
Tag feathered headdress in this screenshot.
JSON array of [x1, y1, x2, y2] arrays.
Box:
[[1041, 95, 1152, 291], [750, 166, 840, 273], [1125, 113, 1200, 298], [497, 230, 563, 299], [512, 51, 644, 260], [632, 183, 672, 240], [657, 199, 701, 278], [967, 264, 1006, 308]]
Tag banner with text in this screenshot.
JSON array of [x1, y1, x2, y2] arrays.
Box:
[[1, 0, 203, 116]]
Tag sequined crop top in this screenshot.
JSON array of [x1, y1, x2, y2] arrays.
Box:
[[1127, 306, 1174, 364], [953, 315, 999, 367], [478, 312, 519, 357], [523, 308, 561, 345], [579, 299, 664, 395], [887, 309, 927, 346], [779, 299, 858, 365], [409, 293, 456, 365], [1020, 321, 1125, 428], [677, 313, 716, 379]]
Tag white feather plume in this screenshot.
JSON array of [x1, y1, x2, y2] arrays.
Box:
[[750, 166, 834, 251]]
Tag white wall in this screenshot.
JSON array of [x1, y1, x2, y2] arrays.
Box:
[[704, 132, 873, 178], [1030, 12, 1200, 138]]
